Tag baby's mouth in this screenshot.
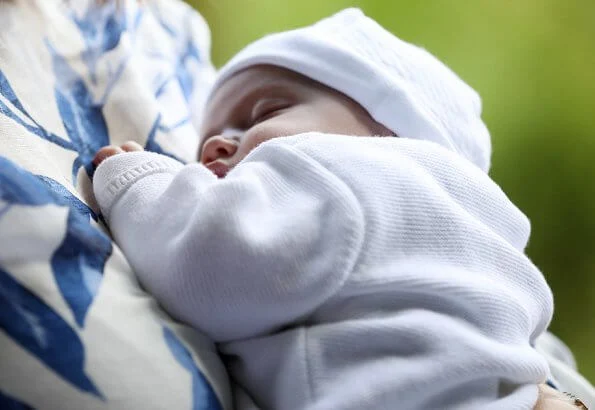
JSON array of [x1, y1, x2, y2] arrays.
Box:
[[205, 160, 230, 178]]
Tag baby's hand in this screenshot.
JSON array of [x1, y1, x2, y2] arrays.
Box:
[[93, 141, 144, 167], [534, 384, 588, 409]]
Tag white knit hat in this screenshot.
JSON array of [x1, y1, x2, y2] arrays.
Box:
[[212, 8, 492, 172]]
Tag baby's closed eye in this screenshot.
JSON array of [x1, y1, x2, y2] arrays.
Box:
[[250, 98, 292, 125]]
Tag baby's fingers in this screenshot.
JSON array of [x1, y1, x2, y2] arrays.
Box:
[[534, 384, 588, 409], [121, 141, 144, 152], [93, 145, 124, 167], [93, 141, 144, 167]]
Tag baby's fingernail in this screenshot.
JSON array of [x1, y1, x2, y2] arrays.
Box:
[[121, 141, 143, 152]]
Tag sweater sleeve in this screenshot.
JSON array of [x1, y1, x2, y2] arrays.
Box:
[[93, 143, 365, 342]]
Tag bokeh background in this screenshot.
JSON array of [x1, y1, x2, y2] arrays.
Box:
[[187, 0, 595, 380]]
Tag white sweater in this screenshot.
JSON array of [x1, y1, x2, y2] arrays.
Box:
[[93, 133, 553, 410]]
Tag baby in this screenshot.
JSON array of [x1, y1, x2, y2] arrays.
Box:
[[92, 8, 574, 410]]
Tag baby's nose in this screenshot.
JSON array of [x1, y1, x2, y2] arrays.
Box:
[[200, 135, 239, 164]]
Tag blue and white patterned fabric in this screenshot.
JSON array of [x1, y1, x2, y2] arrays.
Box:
[[0, 0, 229, 408]]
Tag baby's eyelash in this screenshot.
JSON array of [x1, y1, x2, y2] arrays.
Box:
[[251, 100, 291, 125]]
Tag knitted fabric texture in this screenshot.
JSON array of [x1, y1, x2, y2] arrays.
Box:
[[94, 134, 553, 409]]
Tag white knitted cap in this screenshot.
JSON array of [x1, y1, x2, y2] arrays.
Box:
[[212, 8, 492, 172]]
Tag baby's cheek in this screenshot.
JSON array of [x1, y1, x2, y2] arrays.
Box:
[[243, 121, 292, 152], [241, 114, 319, 159]]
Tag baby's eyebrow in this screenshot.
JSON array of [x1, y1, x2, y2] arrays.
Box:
[[253, 81, 292, 95]]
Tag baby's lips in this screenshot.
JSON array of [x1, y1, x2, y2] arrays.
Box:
[[204, 160, 230, 178]]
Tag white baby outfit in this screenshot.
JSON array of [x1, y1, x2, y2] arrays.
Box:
[[94, 8, 554, 410]]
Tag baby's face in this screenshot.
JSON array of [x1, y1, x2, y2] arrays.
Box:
[[199, 65, 391, 177]]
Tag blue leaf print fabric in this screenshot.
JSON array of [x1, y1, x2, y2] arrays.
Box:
[[0, 157, 111, 329], [71, 2, 134, 85], [175, 34, 202, 103], [163, 327, 223, 410], [0, 1, 227, 409], [0, 266, 101, 397], [0, 390, 34, 410], [0, 69, 77, 153], [38, 176, 112, 326], [46, 42, 111, 180]]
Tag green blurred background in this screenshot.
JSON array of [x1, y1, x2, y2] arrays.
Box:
[[187, 0, 595, 380]]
